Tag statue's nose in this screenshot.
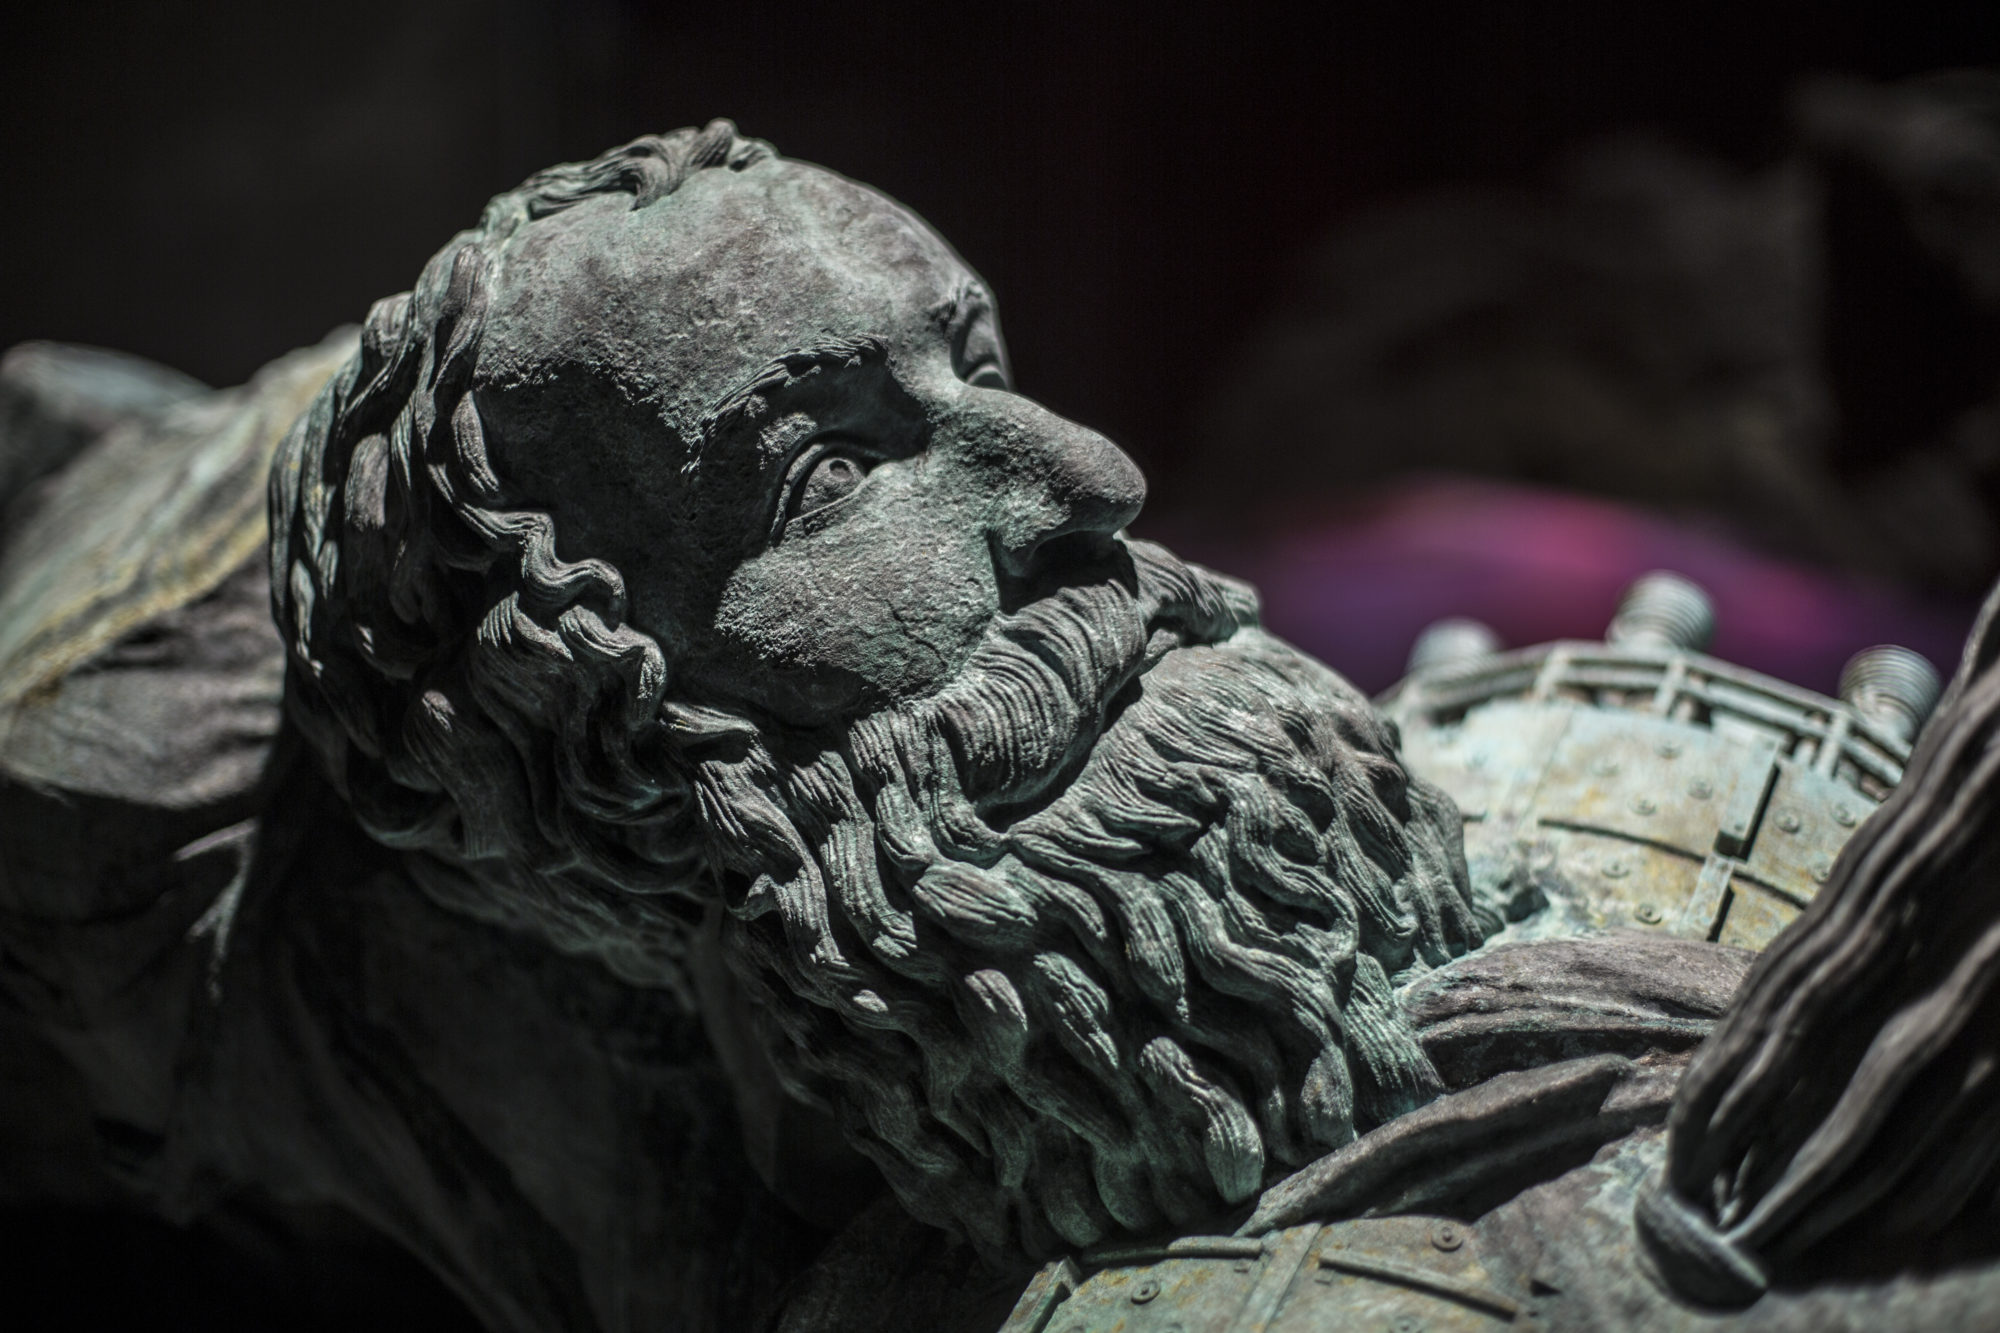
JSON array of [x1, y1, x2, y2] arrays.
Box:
[[972, 396, 1147, 580]]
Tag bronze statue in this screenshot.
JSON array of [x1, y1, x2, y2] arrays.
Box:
[[4, 122, 1998, 1331]]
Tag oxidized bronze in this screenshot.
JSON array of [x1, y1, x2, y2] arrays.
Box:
[[3, 125, 1997, 1333]]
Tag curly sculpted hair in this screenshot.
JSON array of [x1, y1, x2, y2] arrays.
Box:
[[270, 122, 776, 997]]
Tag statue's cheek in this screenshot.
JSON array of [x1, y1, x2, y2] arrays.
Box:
[[703, 492, 1000, 719]]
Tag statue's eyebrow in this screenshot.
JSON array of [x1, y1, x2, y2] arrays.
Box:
[[687, 334, 889, 477], [940, 283, 991, 339], [941, 282, 1009, 382]]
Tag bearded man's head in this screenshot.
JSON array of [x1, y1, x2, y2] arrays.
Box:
[[271, 121, 1488, 1259]]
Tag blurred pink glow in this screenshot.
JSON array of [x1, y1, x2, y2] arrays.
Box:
[[1160, 478, 1979, 696]]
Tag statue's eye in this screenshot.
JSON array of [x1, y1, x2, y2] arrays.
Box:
[[787, 446, 872, 519]]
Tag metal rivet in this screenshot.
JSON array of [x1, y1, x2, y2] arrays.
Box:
[[1631, 796, 1657, 816], [1688, 779, 1713, 800], [1636, 903, 1664, 925], [1812, 859, 1834, 882], [1776, 812, 1802, 834], [1431, 1222, 1464, 1251], [1656, 741, 1681, 759], [1132, 1279, 1160, 1304], [1392, 1316, 1425, 1333], [1233, 1259, 1253, 1273], [1834, 805, 1857, 828], [1603, 859, 1630, 879], [1591, 758, 1620, 777]]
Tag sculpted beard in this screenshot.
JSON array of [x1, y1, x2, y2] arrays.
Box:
[[692, 540, 1484, 1259]]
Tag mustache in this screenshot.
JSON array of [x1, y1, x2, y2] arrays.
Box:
[[849, 539, 1261, 843]]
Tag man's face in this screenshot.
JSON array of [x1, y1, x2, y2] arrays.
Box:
[[477, 158, 1146, 726], [312, 141, 1480, 1257]]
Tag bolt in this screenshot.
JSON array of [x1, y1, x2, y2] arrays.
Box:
[[1776, 812, 1802, 834], [1409, 617, 1501, 673], [1631, 796, 1657, 816], [1688, 779, 1713, 800], [1603, 859, 1630, 879], [1392, 1316, 1426, 1333], [1840, 645, 1942, 745], [1591, 758, 1619, 777], [1813, 859, 1834, 883], [1609, 572, 1715, 651], [1132, 1279, 1160, 1304], [1656, 741, 1682, 759], [1431, 1222, 1464, 1251], [1636, 903, 1664, 925], [1834, 805, 1857, 828]]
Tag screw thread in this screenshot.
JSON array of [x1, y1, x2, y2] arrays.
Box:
[[1839, 645, 1941, 743], [1407, 617, 1501, 673], [1608, 572, 1714, 651]]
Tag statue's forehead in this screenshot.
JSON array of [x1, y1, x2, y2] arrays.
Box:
[[481, 160, 972, 426]]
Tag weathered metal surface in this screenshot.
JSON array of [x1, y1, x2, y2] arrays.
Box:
[[3, 105, 1990, 1331], [1013, 1130, 2000, 1332], [1382, 630, 1925, 952], [1003, 1217, 1542, 1332]]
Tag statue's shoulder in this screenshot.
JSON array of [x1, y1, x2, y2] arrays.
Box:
[[0, 333, 351, 919]]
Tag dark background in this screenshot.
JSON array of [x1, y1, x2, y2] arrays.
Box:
[[5, 0, 1995, 512], [4, 3, 1998, 1327]]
